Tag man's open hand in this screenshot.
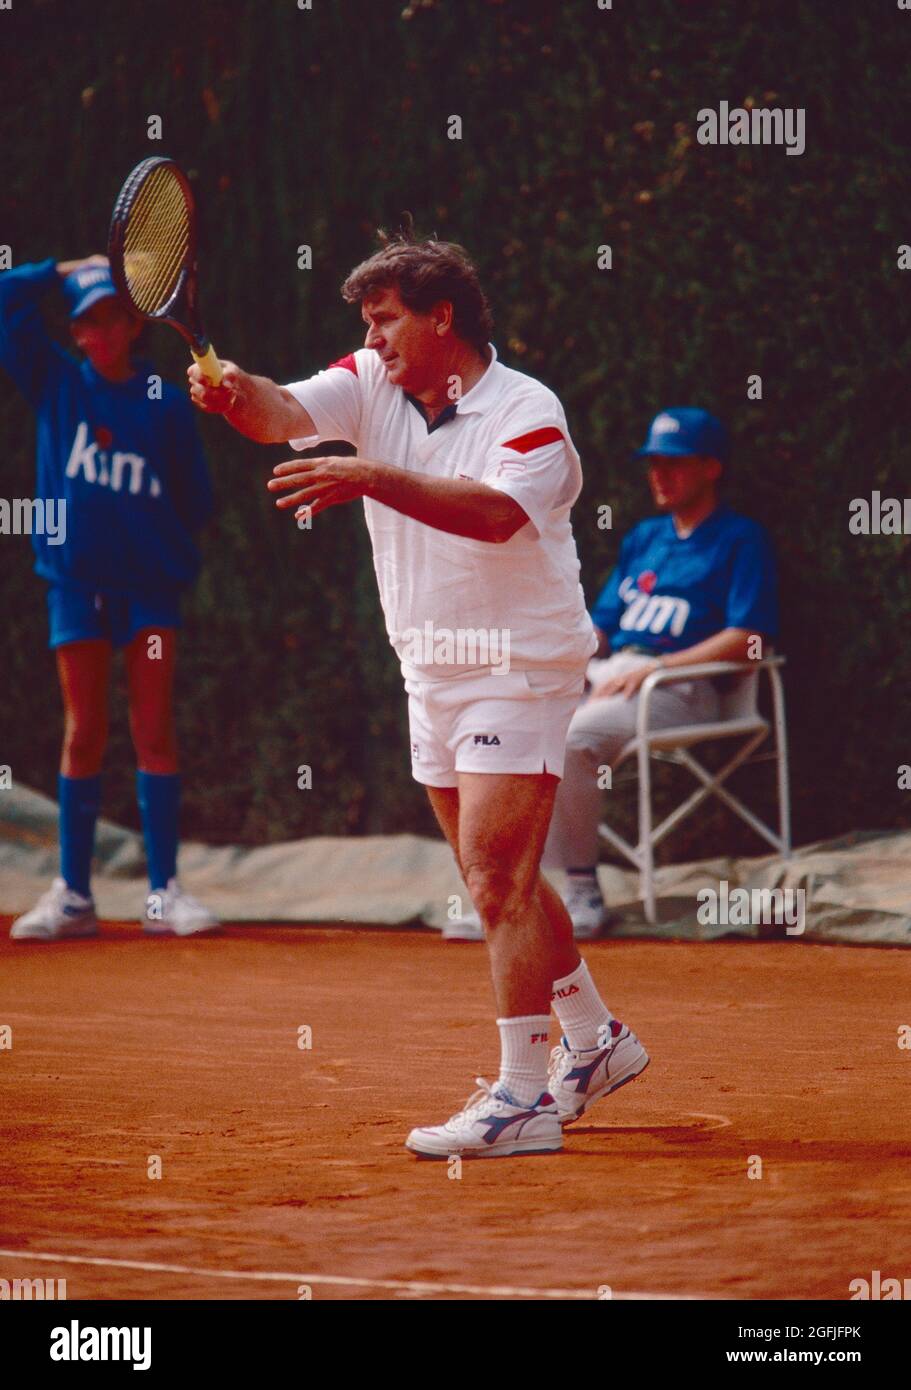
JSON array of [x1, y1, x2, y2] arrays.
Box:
[[267, 456, 373, 518]]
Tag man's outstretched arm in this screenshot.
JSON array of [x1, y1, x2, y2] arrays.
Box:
[[191, 363, 533, 542], [187, 360, 316, 445], [268, 454, 529, 544]]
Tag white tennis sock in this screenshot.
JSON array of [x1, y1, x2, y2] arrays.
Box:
[[551, 960, 614, 1052], [496, 1015, 552, 1106]]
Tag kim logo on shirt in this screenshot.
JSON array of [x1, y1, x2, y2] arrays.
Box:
[[618, 573, 690, 638], [65, 420, 162, 497]]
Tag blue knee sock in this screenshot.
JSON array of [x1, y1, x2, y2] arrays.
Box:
[[136, 771, 180, 891], [58, 773, 102, 897]]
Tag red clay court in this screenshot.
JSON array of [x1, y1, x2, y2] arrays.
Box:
[[2, 923, 909, 1301]]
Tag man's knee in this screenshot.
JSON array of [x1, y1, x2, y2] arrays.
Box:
[[462, 857, 535, 926]]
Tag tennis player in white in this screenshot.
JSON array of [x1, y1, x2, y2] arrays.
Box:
[[188, 232, 648, 1158]]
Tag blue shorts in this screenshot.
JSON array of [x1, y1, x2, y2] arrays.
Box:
[[46, 582, 181, 650]]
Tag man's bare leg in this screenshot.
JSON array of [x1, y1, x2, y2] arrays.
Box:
[[409, 775, 645, 1154], [427, 779, 581, 993], [430, 773, 563, 1013]]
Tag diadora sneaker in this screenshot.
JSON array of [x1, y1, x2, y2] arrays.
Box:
[[548, 1020, 649, 1126], [10, 877, 98, 941], [563, 874, 609, 941], [143, 879, 220, 937], [405, 1078, 563, 1159], [441, 908, 485, 942]]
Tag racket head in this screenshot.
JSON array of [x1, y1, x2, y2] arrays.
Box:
[[108, 156, 203, 350]]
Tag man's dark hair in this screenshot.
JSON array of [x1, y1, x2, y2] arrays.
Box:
[[341, 217, 494, 354]]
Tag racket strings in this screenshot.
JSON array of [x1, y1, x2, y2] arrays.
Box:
[[124, 220, 188, 310], [126, 191, 176, 262], [140, 224, 188, 310], [125, 167, 187, 249], [127, 172, 185, 256], [122, 166, 191, 313], [125, 211, 187, 308]]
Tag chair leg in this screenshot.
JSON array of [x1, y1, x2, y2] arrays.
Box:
[[770, 667, 792, 857], [637, 742, 656, 923]]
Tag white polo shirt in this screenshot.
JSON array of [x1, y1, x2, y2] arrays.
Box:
[[284, 344, 598, 682]]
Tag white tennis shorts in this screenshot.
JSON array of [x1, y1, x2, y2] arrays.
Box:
[[404, 667, 587, 787]]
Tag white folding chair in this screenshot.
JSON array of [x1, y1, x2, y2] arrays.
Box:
[[597, 657, 791, 922]]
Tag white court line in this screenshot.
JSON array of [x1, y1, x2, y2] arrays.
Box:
[[687, 1111, 733, 1130], [0, 1248, 706, 1301]]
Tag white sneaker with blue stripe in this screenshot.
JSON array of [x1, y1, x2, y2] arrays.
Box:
[[548, 1020, 650, 1126], [406, 1078, 563, 1158], [10, 877, 98, 941]]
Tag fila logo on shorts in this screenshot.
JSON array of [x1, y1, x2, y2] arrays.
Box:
[[473, 734, 501, 746]]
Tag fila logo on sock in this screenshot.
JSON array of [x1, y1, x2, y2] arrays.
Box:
[[552, 983, 580, 1001], [473, 734, 501, 746], [530, 1032, 549, 1044]]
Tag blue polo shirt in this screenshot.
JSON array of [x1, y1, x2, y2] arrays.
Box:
[[590, 506, 778, 653], [0, 258, 212, 598]]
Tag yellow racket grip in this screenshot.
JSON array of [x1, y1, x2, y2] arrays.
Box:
[[192, 342, 223, 387]]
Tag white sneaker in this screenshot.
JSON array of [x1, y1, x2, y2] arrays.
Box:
[[10, 877, 98, 941], [441, 908, 485, 942], [564, 875, 609, 940], [548, 1020, 650, 1126], [143, 878, 220, 936], [405, 1078, 563, 1159]]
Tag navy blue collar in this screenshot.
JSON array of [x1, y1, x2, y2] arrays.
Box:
[[405, 392, 459, 434]]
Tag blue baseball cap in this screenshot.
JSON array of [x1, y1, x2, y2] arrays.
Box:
[[61, 263, 121, 320], [635, 407, 730, 464]]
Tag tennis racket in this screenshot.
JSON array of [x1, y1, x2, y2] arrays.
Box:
[[108, 156, 222, 385]]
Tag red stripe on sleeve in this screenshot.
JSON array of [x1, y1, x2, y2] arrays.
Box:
[[501, 425, 563, 454], [326, 353, 358, 375]]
